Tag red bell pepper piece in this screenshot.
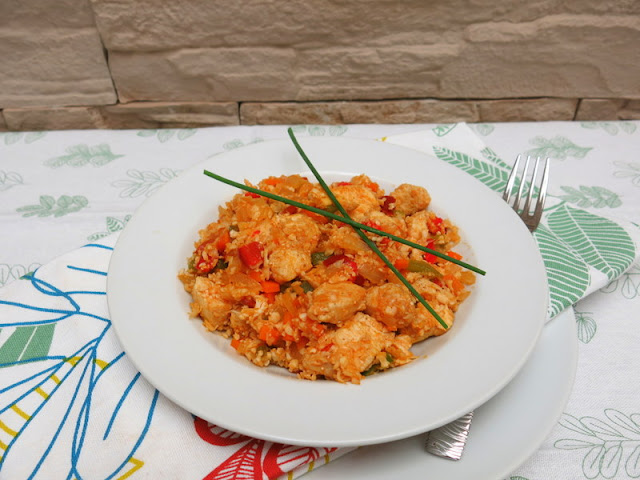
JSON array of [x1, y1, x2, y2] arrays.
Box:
[[238, 241, 264, 268]]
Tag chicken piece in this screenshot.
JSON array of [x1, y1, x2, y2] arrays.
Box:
[[190, 276, 232, 331], [405, 210, 431, 245], [272, 213, 321, 251], [391, 184, 431, 215], [307, 282, 367, 325], [332, 184, 379, 220], [323, 313, 394, 383], [365, 283, 415, 330], [401, 303, 453, 342], [386, 334, 415, 365], [269, 248, 313, 283]]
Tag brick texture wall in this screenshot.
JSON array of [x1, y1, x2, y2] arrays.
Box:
[[1, 0, 639, 131]]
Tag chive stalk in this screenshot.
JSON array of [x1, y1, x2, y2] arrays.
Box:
[[286, 127, 450, 330], [202, 170, 485, 276]]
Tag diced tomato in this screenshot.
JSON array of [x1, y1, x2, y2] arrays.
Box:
[[239, 241, 264, 268], [337, 181, 352, 186], [354, 274, 366, 286], [428, 215, 444, 234], [381, 195, 396, 215], [195, 257, 216, 274], [244, 192, 261, 198], [230, 337, 241, 350], [283, 205, 298, 214], [323, 254, 358, 280], [321, 343, 334, 352], [194, 241, 217, 274], [423, 239, 437, 264], [264, 292, 277, 304], [362, 220, 382, 231], [366, 182, 379, 192]]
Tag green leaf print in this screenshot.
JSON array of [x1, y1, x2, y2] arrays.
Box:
[[136, 130, 158, 138], [613, 161, 640, 188], [547, 205, 636, 280], [534, 224, 590, 318], [0, 170, 24, 192], [137, 129, 196, 141], [601, 264, 640, 299], [16, 195, 89, 218], [432, 146, 509, 193], [432, 124, 457, 137], [0, 131, 47, 145], [111, 168, 179, 198], [480, 146, 511, 169], [157, 129, 175, 142], [574, 310, 597, 343], [328, 125, 348, 136], [556, 410, 640, 479], [557, 186, 622, 208], [222, 138, 264, 151], [177, 128, 197, 140], [308, 126, 326, 136], [581, 121, 637, 135], [87, 214, 132, 241], [0, 263, 41, 287], [526, 136, 592, 160], [472, 124, 495, 136], [24, 131, 46, 143], [3, 132, 24, 145], [45, 144, 124, 168], [0, 325, 55, 364]]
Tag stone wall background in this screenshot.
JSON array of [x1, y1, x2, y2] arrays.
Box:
[[1, 0, 639, 131]]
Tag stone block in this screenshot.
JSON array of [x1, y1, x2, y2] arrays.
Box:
[[2, 102, 239, 130], [109, 44, 458, 103], [575, 99, 640, 120], [91, 0, 640, 51], [101, 102, 239, 127], [0, 0, 116, 108], [2, 107, 104, 130], [477, 98, 578, 122], [441, 15, 640, 99], [240, 100, 479, 124]]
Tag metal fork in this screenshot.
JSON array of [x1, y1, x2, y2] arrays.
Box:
[[425, 155, 550, 460], [503, 155, 550, 233]]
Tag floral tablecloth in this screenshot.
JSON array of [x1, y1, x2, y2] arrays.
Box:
[[1, 122, 639, 479]]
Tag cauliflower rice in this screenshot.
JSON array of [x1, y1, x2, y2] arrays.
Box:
[[178, 174, 475, 384]]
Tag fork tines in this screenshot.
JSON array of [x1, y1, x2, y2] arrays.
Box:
[[503, 155, 550, 227]]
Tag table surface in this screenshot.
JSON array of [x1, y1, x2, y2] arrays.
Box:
[[1, 122, 639, 480]]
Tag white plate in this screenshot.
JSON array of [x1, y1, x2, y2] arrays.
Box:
[[107, 137, 548, 447], [306, 308, 578, 479]]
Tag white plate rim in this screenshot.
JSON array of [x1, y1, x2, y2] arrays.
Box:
[[107, 136, 548, 447]]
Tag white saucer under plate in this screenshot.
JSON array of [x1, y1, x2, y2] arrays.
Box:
[[306, 307, 578, 479]]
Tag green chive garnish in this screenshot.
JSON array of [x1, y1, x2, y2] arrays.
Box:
[[287, 127, 450, 330], [201, 172, 485, 275]]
